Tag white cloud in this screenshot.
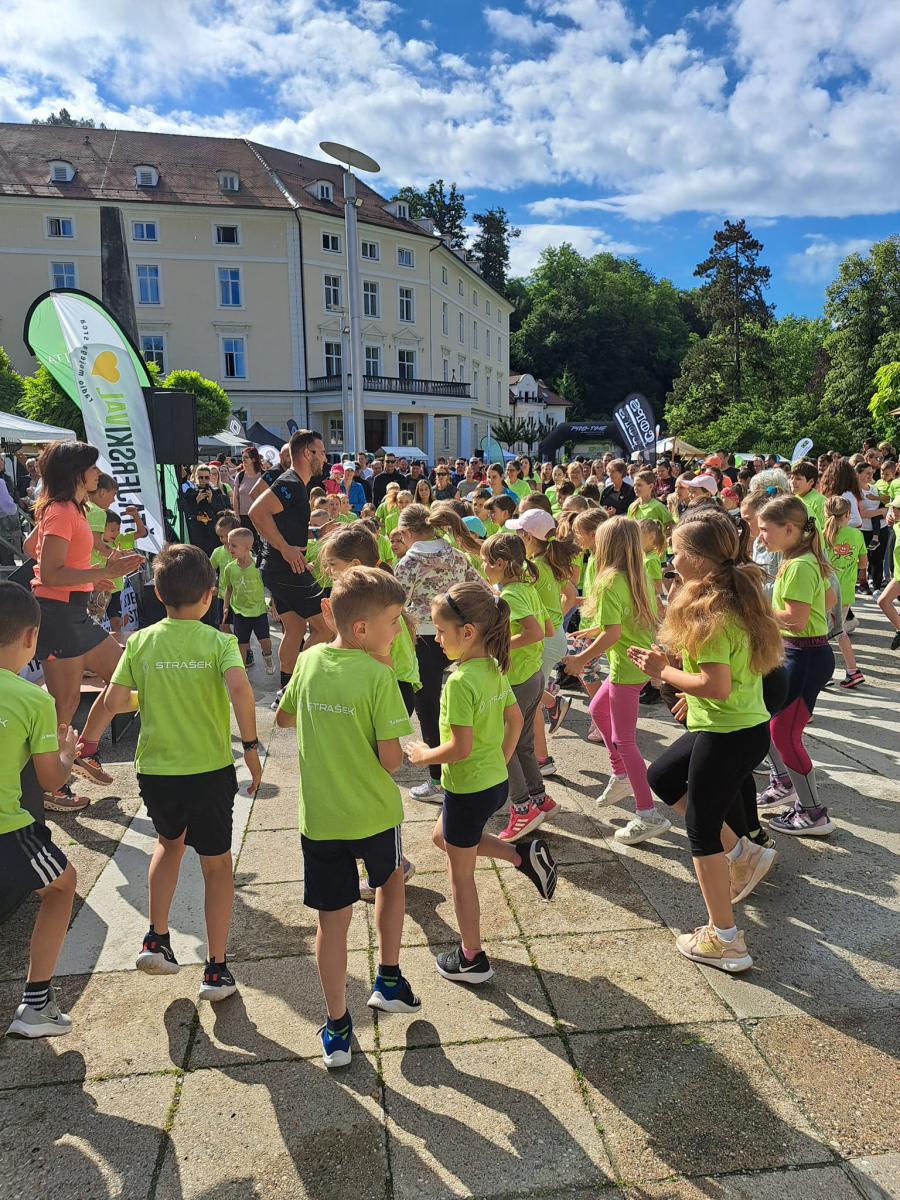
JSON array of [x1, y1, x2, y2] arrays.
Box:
[[785, 235, 875, 285], [1, 0, 899, 224], [508, 224, 642, 276]]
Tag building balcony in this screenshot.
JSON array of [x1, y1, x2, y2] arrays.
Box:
[[308, 373, 470, 399]]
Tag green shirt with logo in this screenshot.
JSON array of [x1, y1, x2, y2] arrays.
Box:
[[0, 671, 59, 835], [439, 657, 516, 793], [827, 525, 866, 606], [534, 559, 564, 630], [593, 570, 657, 685], [800, 488, 826, 529], [220, 558, 268, 617]]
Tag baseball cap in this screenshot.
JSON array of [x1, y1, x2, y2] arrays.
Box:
[[330, 464, 344, 476], [506, 508, 557, 539], [702, 455, 723, 469], [685, 474, 718, 495], [720, 487, 738, 500], [462, 514, 486, 537]]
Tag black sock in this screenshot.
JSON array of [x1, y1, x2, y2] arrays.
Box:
[[280, 671, 292, 689], [150, 925, 170, 944], [23, 979, 51, 1011], [378, 963, 400, 986], [326, 1008, 351, 1033]]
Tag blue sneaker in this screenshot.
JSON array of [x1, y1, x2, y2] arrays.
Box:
[[367, 971, 422, 1014], [319, 1014, 353, 1068]]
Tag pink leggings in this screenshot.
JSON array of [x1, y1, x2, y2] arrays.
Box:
[[588, 678, 654, 811]]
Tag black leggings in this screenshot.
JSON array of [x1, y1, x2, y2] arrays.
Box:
[[864, 527, 886, 588], [414, 635, 451, 782], [739, 666, 788, 831], [647, 722, 771, 857], [398, 680, 416, 717]]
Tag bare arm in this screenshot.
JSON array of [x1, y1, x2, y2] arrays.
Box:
[[104, 683, 140, 714], [248, 475, 270, 502], [39, 534, 140, 589], [501, 703, 524, 764], [248, 489, 307, 573], [510, 613, 544, 650], [628, 646, 732, 700], [406, 724, 473, 767], [771, 597, 811, 633], [32, 724, 79, 793], [224, 665, 262, 795], [377, 737, 404, 773]]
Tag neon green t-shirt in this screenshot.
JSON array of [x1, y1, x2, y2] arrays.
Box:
[[507, 478, 530, 501], [593, 570, 657, 685], [336, 512, 358, 524], [683, 622, 769, 733], [383, 508, 400, 535], [481, 518, 500, 539], [305, 539, 332, 590], [391, 619, 420, 689], [210, 544, 231, 581], [800, 489, 826, 529], [0, 671, 59, 835], [534, 559, 564, 630], [894, 532, 900, 582], [220, 558, 268, 617], [111, 619, 244, 775], [827, 525, 866, 607], [889, 479, 900, 502], [378, 534, 393, 565], [93, 531, 130, 591], [580, 552, 596, 596], [279, 645, 412, 840], [643, 550, 663, 582], [772, 553, 828, 637], [502, 579, 546, 686], [85, 501, 107, 536], [628, 498, 672, 527], [545, 486, 561, 515], [439, 657, 516, 794]]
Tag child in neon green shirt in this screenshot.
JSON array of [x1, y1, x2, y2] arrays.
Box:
[[221, 527, 276, 673]]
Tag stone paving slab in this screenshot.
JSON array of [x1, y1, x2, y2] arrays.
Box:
[[571, 1023, 832, 1182], [234, 824, 303, 886], [606, 1165, 866, 1198], [382, 1030, 613, 1198], [402, 867, 521, 947], [227, 880, 371, 960], [504, 859, 662, 937], [848, 1153, 900, 1199]]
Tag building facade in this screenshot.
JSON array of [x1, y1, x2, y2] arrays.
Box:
[[508, 373, 571, 452], [0, 124, 510, 457]]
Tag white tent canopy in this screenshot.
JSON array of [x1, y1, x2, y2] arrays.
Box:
[[199, 431, 251, 452], [0, 412, 76, 443], [375, 445, 429, 460], [656, 437, 706, 458]]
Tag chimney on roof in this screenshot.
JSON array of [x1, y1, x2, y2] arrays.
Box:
[[84, 135, 90, 145]]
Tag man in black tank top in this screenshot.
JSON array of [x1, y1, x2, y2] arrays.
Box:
[[249, 430, 333, 684]]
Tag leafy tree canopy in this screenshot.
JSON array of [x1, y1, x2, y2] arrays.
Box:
[[471, 207, 520, 293], [32, 108, 106, 128], [392, 180, 467, 248], [159, 369, 232, 438], [19, 366, 84, 438], [0, 347, 24, 415]]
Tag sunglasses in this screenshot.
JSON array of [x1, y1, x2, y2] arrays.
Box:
[[436, 472, 449, 477]]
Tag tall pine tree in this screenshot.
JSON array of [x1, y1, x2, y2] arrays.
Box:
[[471, 207, 521, 293], [392, 180, 467, 247]]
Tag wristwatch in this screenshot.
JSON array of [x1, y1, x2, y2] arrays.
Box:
[[242, 739, 260, 752]]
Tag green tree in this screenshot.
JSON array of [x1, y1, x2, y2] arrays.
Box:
[[392, 180, 467, 247], [160, 369, 231, 438], [869, 362, 900, 445], [550, 366, 580, 415], [491, 416, 531, 450], [0, 347, 24, 414], [19, 366, 84, 438], [32, 108, 106, 128], [504, 276, 533, 335], [470, 207, 520, 293]]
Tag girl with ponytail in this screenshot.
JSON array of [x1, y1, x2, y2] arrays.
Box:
[[754, 495, 837, 836], [630, 514, 783, 973], [407, 582, 557, 983]]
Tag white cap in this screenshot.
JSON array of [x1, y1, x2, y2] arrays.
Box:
[[506, 508, 557, 539], [685, 474, 718, 495]]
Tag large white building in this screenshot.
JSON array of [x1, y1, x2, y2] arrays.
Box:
[[0, 123, 512, 459]]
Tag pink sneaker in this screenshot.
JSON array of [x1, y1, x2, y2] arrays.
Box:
[[587, 723, 603, 743], [498, 800, 546, 841], [532, 793, 560, 822]]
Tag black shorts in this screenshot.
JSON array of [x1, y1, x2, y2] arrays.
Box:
[[137, 764, 238, 857], [107, 590, 122, 621], [443, 780, 509, 848], [0, 823, 68, 892], [301, 825, 403, 911], [265, 570, 323, 619], [35, 593, 109, 661], [232, 612, 270, 645]]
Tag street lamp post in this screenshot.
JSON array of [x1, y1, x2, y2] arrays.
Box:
[[319, 141, 381, 459]]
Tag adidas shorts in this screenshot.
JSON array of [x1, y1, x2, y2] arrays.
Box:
[[301, 824, 403, 911], [0, 822, 68, 892]]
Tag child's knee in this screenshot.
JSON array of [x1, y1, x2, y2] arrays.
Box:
[[55, 861, 77, 895], [431, 825, 446, 850], [200, 850, 233, 875]]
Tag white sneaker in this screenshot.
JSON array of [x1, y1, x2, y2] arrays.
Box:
[[409, 780, 444, 803], [270, 686, 286, 711], [844, 614, 859, 634], [614, 811, 672, 844], [263, 653, 276, 675], [6, 989, 73, 1039], [597, 775, 634, 807]]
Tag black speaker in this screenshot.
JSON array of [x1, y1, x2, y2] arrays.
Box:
[[147, 390, 198, 464]]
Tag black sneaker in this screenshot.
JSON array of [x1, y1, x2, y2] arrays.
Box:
[[891, 630, 900, 652], [245, 649, 255, 667], [840, 670, 864, 689], [199, 958, 237, 1001], [638, 681, 662, 706], [515, 838, 558, 901], [747, 827, 776, 850], [545, 694, 570, 735], [435, 945, 494, 984], [135, 929, 180, 976]]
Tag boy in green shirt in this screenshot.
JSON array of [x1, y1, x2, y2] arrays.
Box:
[[0, 581, 80, 1038], [221, 527, 276, 674], [211, 513, 241, 630], [105, 545, 262, 1003], [790, 461, 826, 528], [276, 565, 421, 1067]]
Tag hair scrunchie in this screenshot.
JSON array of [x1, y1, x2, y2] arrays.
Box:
[[545, 533, 555, 542], [805, 516, 816, 533]]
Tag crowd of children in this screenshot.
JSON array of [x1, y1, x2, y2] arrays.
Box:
[[3, 435, 898, 1068]]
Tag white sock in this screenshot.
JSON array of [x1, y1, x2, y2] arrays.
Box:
[[714, 924, 738, 942], [725, 840, 744, 862], [614, 773, 627, 781]]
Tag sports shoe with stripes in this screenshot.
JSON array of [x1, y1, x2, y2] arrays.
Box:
[[497, 799, 545, 841], [136, 929, 180, 975], [43, 783, 89, 812], [73, 750, 113, 786], [515, 837, 557, 900], [435, 945, 494, 984]]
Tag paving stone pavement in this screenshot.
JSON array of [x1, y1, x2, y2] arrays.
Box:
[[1, 598, 898, 1199]]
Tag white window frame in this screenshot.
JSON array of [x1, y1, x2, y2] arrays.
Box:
[[322, 231, 341, 254], [45, 215, 74, 239], [49, 160, 74, 184], [365, 344, 381, 377], [217, 265, 243, 309], [473, 369, 478, 401], [213, 222, 241, 247], [360, 239, 380, 262], [497, 378, 502, 407], [397, 246, 414, 268], [443, 358, 450, 382], [441, 265, 448, 285], [458, 279, 464, 296], [317, 182, 333, 202], [441, 301, 449, 336], [399, 419, 417, 447], [132, 219, 158, 242], [398, 285, 414, 323], [324, 273, 343, 310], [398, 348, 417, 380], [497, 336, 502, 363], [140, 332, 166, 371], [363, 279, 380, 318], [486, 299, 491, 316], [135, 165, 159, 188], [329, 416, 344, 447], [459, 311, 465, 343], [395, 201, 409, 220], [443, 418, 450, 451], [135, 263, 162, 306], [221, 335, 247, 379], [218, 170, 240, 193], [458, 362, 465, 384], [473, 321, 478, 351], [49, 260, 76, 290], [486, 329, 491, 358], [324, 341, 343, 377], [473, 289, 479, 308], [473, 421, 479, 446]]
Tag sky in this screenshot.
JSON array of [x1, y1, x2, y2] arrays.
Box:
[[2, 0, 898, 318]]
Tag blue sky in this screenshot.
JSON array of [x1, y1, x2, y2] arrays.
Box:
[[2, 0, 898, 317]]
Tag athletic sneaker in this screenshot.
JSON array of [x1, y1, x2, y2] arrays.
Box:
[[676, 924, 753, 973], [409, 779, 444, 803], [367, 971, 422, 1013], [614, 810, 672, 845], [768, 802, 835, 836], [245, 649, 255, 667], [587, 723, 604, 743], [263, 652, 276, 675], [729, 839, 778, 903], [359, 857, 415, 901], [747, 827, 776, 850], [319, 1015, 353, 1067], [43, 783, 89, 812], [515, 837, 557, 900], [891, 630, 900, 651], [270, 686, 286, 712], [532, 792, 560, 821], [435, 944, 494, 984], [537, 756, 557, 777], [756, 773, 798, 812], [596, 774, 634, 808], [753, 755, 774, 776], [6, 988, 73, 1039], [844, 613, 859, 634], [497, 799, 545, 841], [545, 694, 571, 735], [136, 929, 180, 975], [839, 670, 864, 689], [198, 958, 238, 1001], [638, 682, 661, 706], [73, 750, 113, 786]]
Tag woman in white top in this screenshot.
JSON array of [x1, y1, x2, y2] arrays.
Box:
[[820, 460, 862, 528]]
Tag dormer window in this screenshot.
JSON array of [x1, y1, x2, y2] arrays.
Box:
[[383, 200, 410, 220], [48, 160, 74, 184], [218, 170, 240, 193], [305, 179, 334, 203], [135, 164, 159, 188]]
